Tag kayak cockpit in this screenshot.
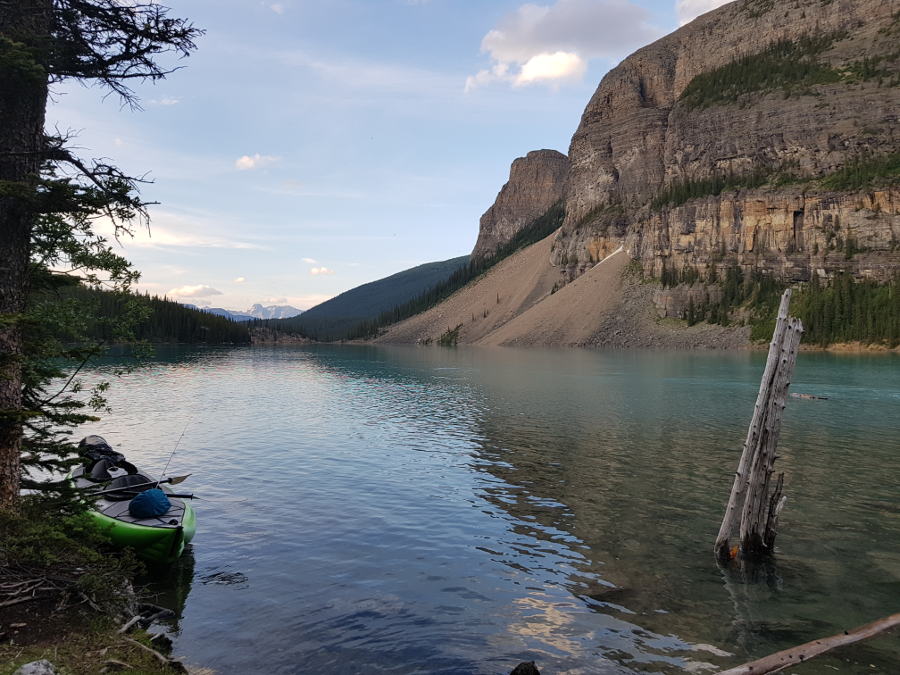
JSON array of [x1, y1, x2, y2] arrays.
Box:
[[72, 465, 189, 530]]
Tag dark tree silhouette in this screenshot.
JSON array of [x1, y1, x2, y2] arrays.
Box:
[[0, 0, 201, 508]]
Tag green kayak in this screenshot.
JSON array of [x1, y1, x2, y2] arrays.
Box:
[[73, 435, 197, 565]]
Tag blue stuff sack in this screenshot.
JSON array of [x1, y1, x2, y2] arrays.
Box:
[[129, 488, 171, 519]]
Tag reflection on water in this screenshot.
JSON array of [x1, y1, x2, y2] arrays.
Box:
[[80, 345, 900, 674], [140, 548, 195, 635]]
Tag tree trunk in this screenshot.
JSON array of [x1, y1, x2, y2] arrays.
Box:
[[719, 612, 900, 674], [738, 316, 802, 555], [715, 290, 803, 561], [0, 1, 51, 509]]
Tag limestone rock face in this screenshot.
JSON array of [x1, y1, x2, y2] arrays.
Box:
[[556, 0, 900, 282], [472, 149, 569, 260]]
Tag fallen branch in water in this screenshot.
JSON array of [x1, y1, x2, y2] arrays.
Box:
[[719, 612, 900, 674]]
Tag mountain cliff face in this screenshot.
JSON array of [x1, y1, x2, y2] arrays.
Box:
[[378, 0, 898, 348], [552, 0, 899, 284], [471, 149, 569, 260]]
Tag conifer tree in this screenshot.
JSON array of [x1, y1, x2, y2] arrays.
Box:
[[0, 1, 201, 509]]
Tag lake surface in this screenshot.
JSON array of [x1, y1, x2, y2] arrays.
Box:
[[79, 346, 900, 674]]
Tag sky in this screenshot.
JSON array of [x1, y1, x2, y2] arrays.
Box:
[[47, 0, 729, 311]]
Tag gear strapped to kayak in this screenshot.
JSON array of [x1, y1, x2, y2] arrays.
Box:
[[71, 435, 197, 565], [129, 488, 172, 518]]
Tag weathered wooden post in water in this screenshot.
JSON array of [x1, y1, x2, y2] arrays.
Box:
[[715, 289, 804, 562]]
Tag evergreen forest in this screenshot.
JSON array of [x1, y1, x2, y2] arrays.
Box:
[[46, 285, 251, 345]]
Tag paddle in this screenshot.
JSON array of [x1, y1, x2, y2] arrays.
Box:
[[90, 474, 192, 497], [117, 491, 196, 499]]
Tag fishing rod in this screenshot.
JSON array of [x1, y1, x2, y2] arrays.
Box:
[[156, 417, 192, 488], [91, 474, 191, 497]]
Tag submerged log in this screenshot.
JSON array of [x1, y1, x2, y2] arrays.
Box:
[[715, 290, 803, 561], [718, 612, 900, 674]]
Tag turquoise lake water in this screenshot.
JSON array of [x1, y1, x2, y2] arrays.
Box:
[[78, 346, 900, 674]]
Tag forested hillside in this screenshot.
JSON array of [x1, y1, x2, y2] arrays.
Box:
[[265, 255, 469, 340], [49, 285, 251, 344]]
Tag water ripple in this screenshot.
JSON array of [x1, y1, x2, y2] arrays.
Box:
[[79, 345, 900, 674]]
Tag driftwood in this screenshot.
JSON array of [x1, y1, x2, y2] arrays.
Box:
[[122, 636, 171, 665], [719, 612, 900, 674], [118, 615, 142, 634], [121, 636, 186, 673], [715, 290, 803, 561]]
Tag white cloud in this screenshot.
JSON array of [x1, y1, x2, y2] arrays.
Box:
[[150, 97, 180, 106], [465, 63, 511, 92], [676, 0, 730, 25], [234, 276, 246, 283], [94, 210, 266, 251], [269, 3, 285, 14], [168, 284, 223, 298], [516, 51, 586, 85], [235, 153, 280, 171], [301, 257, 317, 264], [466, 0, 660, 90], [309, 267, 334, 276]]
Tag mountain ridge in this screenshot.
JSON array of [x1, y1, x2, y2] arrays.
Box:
[[374, 0, 899, 348], [263, 255, 470, 340], [183, 303, 303, 322]]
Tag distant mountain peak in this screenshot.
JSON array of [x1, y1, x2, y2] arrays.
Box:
[[244, 304, 302, 320], [178, 302, 302, 322]]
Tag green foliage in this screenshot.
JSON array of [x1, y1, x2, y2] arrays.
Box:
[[789, 273, 900, 347], [0, 0, 202, 507], [652, 166, 774, 209], [679, 34, 844, 109], [664, 264, 783, 332], [820, 152, 900, 191], [0, 497, 140, 600], [46, 285, 251, 344], [1, 502, 111, 568], [843, 54, 896, 82], [437, 324, 462, 346], [574, 201, 626, 234], [0, 36, 46, 86], [18, 208, 147, 497], [651, 151, 899, 211], [666, 265, 900, 347]]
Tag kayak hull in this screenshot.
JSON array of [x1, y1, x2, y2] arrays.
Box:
[[87, 499, 196, 565]]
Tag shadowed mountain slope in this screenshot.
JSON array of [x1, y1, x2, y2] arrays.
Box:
[[270, 255, 469, 340]]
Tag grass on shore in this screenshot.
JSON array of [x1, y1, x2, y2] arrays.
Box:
[[0, 499, 187, 674], [1, 628, 187, 675]]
